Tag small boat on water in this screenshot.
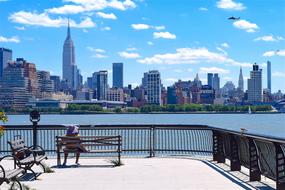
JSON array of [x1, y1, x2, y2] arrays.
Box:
[[248, 106, 252, 114]]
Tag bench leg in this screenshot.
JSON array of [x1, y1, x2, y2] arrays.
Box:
[[10, 178, 23, 190], [26, 168, 37, 180], [39, 162, 46, 173]]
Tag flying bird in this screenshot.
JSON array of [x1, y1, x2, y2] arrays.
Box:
[[228, 16, 240, 20]]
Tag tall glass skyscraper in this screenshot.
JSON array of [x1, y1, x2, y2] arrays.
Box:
[[207, 73, 213, 88], [112, 62, 123, 88], [0, 48, 12, 79], [97, 70, 108, 100], [62, 21, 76, 90], [267, 61, 271, 93], [238, 67, 244, 92]]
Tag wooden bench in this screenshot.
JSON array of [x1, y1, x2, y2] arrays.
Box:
[[0, 155, 25, 190], [7, 136, 48, 179], [56, 136, 122, 166]]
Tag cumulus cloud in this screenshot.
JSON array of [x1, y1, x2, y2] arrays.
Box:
[[92, 54, 107, 58], [216, 47, 227, 55], [47, 0, 136, 14], [96, 12, 117, 19], [199, 67, 230, 74], [153, 31, 176, 39], [14, 26, 26, 30], [131, 24, 166, 30], [216, 0, 246, 11], [118, 51, 140, 58], [126, 47, 137, 51], [137, 47, 252, 67], [0, 35, 20, 43], [233, 19, 259, 33], [254, 35, 284, 42], [147, 41, 153, 45], [263, 49, 285, 57], [9, 11, 95, 28], [87, 47, 107, 58]]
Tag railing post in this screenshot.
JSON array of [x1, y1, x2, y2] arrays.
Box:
[[213, 131, 225, 163], [118, 136, 121, 164], [248, 138, 261, 181], [149, 126, 155, 157], [274, 143, 285, 190], [230, 135, 241, 171]]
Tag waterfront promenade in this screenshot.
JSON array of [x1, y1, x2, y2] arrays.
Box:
[[0, 157, 274, 190]]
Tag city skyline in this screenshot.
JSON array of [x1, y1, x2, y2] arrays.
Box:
[[0, 0, 284, 92]]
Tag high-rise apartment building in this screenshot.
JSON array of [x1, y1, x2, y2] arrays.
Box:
[[107, 87, 124, 102], [97, 70, 108, 100], [248, 63, 262, 102], [37, 71, 54, 98], [145, 70, 161, 105], [50, 75, 61, 92], [267, 61, 271, 93], [113, 62, 123, 88], [212, 73, 220, 91], [0, 48, 12, 79]]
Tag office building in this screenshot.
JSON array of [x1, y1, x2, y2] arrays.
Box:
[[145, 70, 161, 105], [97, 70, 108, 100], [200, 85, 214, 104], [50, 75, 61, 92], [248, 63, 262, 102], [267, 61, 271, 93], [167, 86, 177, 104], [238, 67, 244, 92], [37, 71, 54, 98], [113, 62, 123, 88], [62, 21, 78, 90], [207, 73, 213, 88], [107, 87, 124, 102], [0, 48, 12, 79]]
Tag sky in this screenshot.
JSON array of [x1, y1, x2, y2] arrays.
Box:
[[0, 0, 285, 92]]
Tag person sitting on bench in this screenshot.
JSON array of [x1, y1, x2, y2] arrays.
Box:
[[63, 125, 88, 165]]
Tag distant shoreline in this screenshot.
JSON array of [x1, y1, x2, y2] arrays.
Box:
[[6, 111, 282, 115]]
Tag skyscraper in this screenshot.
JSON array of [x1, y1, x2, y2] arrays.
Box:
[[207, 73, 213, 88], [248, 63, 262, 102], [238, 67, 244, 92], [212, 73, 220, 91], [62, 21, 76, 90], [267, 61, 271, 93], [97, 70, 108, 100], [0, 48, 12, 79], [113, 62, 123, 88], [145, 70, 161, 105]]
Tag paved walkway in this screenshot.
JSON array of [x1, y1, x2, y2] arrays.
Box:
[[1, 157, 273, 190]]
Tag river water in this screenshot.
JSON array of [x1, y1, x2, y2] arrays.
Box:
[[3, 114, 285, 138]]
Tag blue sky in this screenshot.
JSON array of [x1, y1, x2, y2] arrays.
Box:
[[0, 0, 284, 92]]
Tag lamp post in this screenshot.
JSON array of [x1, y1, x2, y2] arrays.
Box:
[[30, 110, 40, 149]]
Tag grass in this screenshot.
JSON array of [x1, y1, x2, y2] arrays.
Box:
[[108, 159, 124, 167], [42, 163, 55, 173]]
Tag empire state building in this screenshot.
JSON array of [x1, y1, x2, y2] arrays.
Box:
[[62, 21, 78, 90]]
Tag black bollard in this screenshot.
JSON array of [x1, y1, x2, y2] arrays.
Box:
[[30, 110, 40, 149]]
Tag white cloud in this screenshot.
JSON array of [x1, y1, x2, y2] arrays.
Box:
[[199, 7, 208, 11], [137, 47, 252, 67], [199, 67, 230, 74], [263, 49, 285, 57], [221, 43, 229, 48], [9, 11, 96, 28], [154, 25, 165, 30], [223, 76, 233, 81], [96, 12, 117, 19], [153, 31, 176, 39], [131, 24, 166, 31], [82, 28, 88, 33], [118, 51, 140, 58], [147, 41, 153, 45], [174, 69, 183, 73], [87, 47, 106, 53], [216, 0, 246, 11], [187, 68, 193, 72], [131, 23, 150, 30], [92, 53, 107, 58], [47, 0, 136, 14], [0, 35, 20, 43], [101, 26, 111, 31], [14, 26, 26, 30], [233, 19, 259, 33], [216, 47, 227, 55], [273, 72, 285, 77], [254, 35, 284, 42]]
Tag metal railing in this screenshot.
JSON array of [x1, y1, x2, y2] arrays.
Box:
[[0, 124, 284, 189]]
